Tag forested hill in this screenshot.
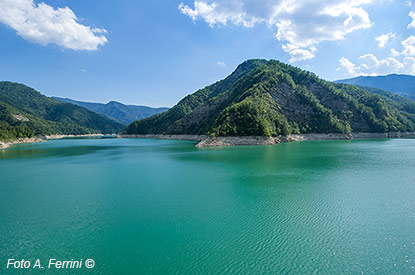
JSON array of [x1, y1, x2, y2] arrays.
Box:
[[0, 82, 125, 141], [336, 74, 415, 100], [53, 97, 168, 125], [124, 59, 415, 137]]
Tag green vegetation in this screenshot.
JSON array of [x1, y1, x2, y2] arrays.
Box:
[[53, 97, 169, 125], [0, 103, 34, 141], [0, 82, 125, 142], [124, 59, 415, 137]]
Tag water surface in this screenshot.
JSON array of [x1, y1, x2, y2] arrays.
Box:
[[1, 138, 415, 274]]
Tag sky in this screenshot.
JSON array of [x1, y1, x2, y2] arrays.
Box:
[[0, 0, 415, 107]]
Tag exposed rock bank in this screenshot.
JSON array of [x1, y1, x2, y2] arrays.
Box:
[[43, 134, 105, 139], [0, 137, 45, 149], [0, 134, 109, 149], [286, 132, 415, 142], [196, 136, 278, 147], [119, 134, 207, 142], [119, 132, 415, 148], [197, 132, 415, 147]]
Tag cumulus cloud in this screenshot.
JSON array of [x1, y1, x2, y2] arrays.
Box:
[[390, 48, 401, 57], [375, 32, 395, 48], [337, 7, 415, 77], [402, 35, 415, 56], [338, 34, 415, 76], [284, 47, 316, 63], [338, 54, 415, 76], [338, 57, 359, 76], [0, 0, 108, 50], [178, 2, 260, 27], [409, 11, 415, 29], [179, 0, 373, 62]]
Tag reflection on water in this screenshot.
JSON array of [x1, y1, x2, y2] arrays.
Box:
[[0, 137, 196, 160], [1, 145, 113, 159]]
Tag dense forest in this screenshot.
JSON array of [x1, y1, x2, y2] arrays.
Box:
[[0, 82, 125, 141], [124, 59, 415, 137]]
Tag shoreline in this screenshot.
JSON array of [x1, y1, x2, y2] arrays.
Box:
[[0, 137, 46, 149], [119, 134, 208, 142], [2, 132, 414, 150], [0, 133, 111, 150], [119, 132, 415, 147], [43, 134, 106, 139]]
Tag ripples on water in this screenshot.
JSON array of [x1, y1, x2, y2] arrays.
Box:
[[1, 138, 415, 274]]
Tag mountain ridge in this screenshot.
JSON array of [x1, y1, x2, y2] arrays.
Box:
[[0, 81, 125, 141], [53, 97, 169, 125], [335, 74, 415, 100], [124, 59, 415, 137]]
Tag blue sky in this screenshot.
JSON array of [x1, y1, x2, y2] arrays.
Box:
[[0, 0, 414, 107]]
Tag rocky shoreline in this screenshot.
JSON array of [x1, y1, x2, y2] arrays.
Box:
[[119, 132, 415, 148], [0, 134, 107, 149], [43, 134, 106, 139], [2, 132, 414, 150], [0, 137, 45, 149], [119, 134, 208, 142]]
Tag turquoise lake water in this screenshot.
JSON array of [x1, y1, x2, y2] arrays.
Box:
[[1, 138, 415, 274]]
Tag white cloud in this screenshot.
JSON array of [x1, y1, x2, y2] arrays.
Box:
[[81, 69, 87, 73], [178, 2, 260, 28], [402, 35, 415, 56], [337, 54, 415, 76], [390, 48, 401, 57], [375, 32, 395, 48], [0, 0, 108, 50], [285, 47, 316, 63], [217, 61, 226, 67], [338, 57, 358, 76], [179, 0, 373, 62], [338, 7, 415, 77], [409, 11, 415, 29]]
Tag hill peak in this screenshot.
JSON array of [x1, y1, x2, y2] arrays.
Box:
[[124, 59, 415, 137]]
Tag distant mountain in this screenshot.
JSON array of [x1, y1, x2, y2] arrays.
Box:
[[335, 74, 415, 100], [0, 81, 125, 141], [124, 59, 415, 137], [53, 97, 169, 125]]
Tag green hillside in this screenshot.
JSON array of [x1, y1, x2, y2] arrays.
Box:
[[53, 97, 169, 125], [124, 59, 415, 137], [0, 82, 125, 141]]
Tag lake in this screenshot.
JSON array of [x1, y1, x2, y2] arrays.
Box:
[[1, 138, 415, 274]]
